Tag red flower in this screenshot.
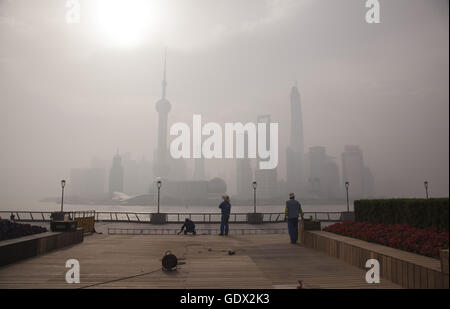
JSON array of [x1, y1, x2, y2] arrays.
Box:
[[323, 222, 449, 258]]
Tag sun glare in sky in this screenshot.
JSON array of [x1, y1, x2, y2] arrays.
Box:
[[94, 0, 164, 48]]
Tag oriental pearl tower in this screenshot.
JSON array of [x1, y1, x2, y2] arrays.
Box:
[[153, 52, 171, 178]]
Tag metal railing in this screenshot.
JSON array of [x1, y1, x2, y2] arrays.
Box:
[[108, 227, 289, 235], [0, 210, 344, 224], [72, 210, 95, 219], [96, 212, 283, 223], [95, 211, 343, 223], [0, 210, 95, 222]]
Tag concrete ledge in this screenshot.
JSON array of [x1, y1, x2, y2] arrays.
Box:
[[441, 249, 448, 275], [298, 220, 320, 243], [0, 228, 84, 267], [301, 230, 448, 289]]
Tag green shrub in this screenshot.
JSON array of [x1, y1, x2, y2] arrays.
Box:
[[354, 198, 449, 230]]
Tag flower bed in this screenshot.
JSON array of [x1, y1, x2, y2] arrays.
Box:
[[0, 220, 47, 241], [323, 221, 449, 258]]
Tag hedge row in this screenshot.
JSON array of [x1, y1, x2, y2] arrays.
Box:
[[354, 198, 449, 230], [0, 220, 47, 241]]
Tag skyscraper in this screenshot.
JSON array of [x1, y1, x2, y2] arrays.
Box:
[[153, 51, 171, 179], [363, 166, 375, 197], [152, 52, 188, 183], [286, 84, 305, 194], [109, 152, 124, 194], [236, 132, 253, 198], [255, 114, 278, 199], [308, 146, 328, 197], [307, 146, 340, 199], [341, 145, 375, 199], [289, 84, 304, 154]]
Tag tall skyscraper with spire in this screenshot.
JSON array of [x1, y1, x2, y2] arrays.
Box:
[[286, 84, 305, 194], [289, 84, 304, 154], [153, 51, 171, 179]]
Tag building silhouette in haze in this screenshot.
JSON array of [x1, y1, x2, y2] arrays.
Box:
[[152, 52, 188, 183], [236, 132, 253, 199], [109, 152, 124, 194], [341, 145, 375, 199], [255, 114, 278, 199], [286, 84, 305, 195], [153, 52, 171, 179], [306, 146, 340, 199]]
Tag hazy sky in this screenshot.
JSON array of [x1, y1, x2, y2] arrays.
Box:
[[0, 0, 448, 204]]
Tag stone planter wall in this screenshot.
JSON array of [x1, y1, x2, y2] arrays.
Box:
[[0, 228, 84, 267], [301, 230, 448, 289]]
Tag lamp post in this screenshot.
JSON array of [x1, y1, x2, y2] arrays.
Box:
[[247, 180, 262, 224], [157, 179, 162, 214], [345, 181, 350, 212], [424, 181, 429, 199], [60, 180, 66, 212], [252, 181, 257, 213], [151, 178, 166, 224]]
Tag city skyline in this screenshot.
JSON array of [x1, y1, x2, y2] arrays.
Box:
[[75, 53, 375, 200], [70, 79, 376, 200], [0, 0, 448, 204]]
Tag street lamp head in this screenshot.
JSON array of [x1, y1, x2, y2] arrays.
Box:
[[424, 181, 428, 187], [345, 181, 349, 189], [157, 180, 162, 189], [61, 180, 66, 188], [252, 181, 257, 190]]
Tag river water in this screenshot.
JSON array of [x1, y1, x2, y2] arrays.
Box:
[[0, 200, 353, 213]]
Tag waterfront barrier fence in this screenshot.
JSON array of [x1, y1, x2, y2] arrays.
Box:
[[0, 210, 344, 224]]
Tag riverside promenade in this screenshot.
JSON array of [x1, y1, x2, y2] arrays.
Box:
[[0, 232, 401, 289]]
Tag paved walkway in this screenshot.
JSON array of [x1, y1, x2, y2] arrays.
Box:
[[0, 234, 401, 289]]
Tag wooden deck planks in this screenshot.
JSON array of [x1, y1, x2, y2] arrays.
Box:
[[0, 234, 401, 289]]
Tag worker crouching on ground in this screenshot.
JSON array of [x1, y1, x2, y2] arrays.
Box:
[[178, 218, 196, 235]]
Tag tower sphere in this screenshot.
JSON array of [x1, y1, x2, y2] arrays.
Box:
[[156, 98, 171, 113]]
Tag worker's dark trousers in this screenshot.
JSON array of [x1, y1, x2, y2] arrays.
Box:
[[287, 218, 299, 243], [220, 215, 230, 235]]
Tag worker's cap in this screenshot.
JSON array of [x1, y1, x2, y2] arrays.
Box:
[[289, 193, 295, 198]]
